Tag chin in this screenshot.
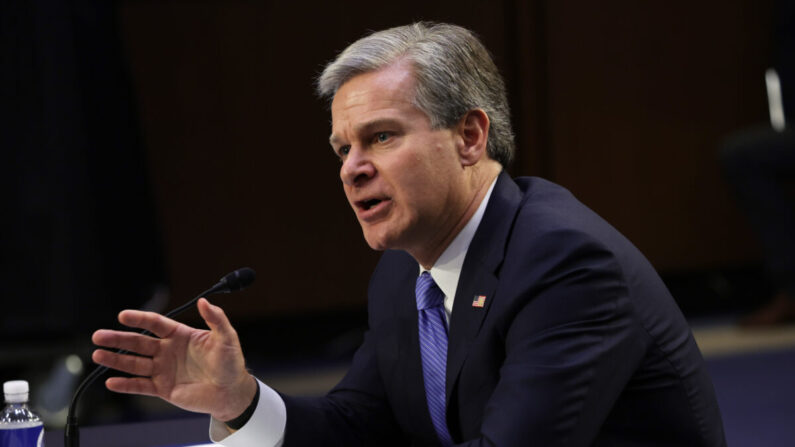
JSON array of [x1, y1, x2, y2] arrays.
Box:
[[361, 227, 399, 252], [363, 234, 389, 252]]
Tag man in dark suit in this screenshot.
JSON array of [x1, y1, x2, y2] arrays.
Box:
[[92, 22, 726, 446]]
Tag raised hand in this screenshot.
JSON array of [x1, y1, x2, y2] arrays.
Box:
[[91, 298, 257, 421]]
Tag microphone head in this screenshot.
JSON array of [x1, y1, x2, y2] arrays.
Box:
[[219, 267, 256, 293]]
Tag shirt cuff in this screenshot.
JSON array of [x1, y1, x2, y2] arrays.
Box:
[[209, 378, 286, 447]]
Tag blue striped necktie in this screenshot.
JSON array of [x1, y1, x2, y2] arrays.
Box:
[[416, 271, 454, 446]]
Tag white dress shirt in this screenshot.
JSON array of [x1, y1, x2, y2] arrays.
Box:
[[210, 178, 498, 446]]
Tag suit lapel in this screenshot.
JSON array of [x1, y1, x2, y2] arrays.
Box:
[[445, 172, 524, 403]]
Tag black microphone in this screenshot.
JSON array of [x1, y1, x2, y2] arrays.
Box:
[[160, 267, 256, 318], [207, 267, 256, 294], [65, 267, 256, 447]]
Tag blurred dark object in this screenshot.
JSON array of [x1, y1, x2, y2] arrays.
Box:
[[0, 0, 168, 428], [772, 0, 795, 117], [719, 0, 795, 326], [0, 0, 167, 342], [721, 128, 795, 325], [663, 265, 772, 318], [740, 291, 795, 326]]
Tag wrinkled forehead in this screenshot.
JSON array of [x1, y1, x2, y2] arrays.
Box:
[[329, 63, 424, 134]]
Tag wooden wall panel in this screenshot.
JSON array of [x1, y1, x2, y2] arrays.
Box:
[[540, 0, 773, 270], [119, 0, 773, 318], [118, 1, 517, 318]]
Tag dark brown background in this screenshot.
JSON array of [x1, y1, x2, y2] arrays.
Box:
[[118, 0, 772, 320]]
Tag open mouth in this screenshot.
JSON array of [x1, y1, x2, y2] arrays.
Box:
[[356, 196, 391, 212], [361, 198, 383, 210]]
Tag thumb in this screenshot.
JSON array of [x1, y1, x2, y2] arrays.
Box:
[[197, 298, 237, 340]]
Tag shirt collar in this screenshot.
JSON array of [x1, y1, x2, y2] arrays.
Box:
[[420, 176, 498, 317]]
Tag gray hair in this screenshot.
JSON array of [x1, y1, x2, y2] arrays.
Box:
[[317, 22, 515, 167]]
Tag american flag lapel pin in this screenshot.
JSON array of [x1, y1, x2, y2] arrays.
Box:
[[472, 295, 487, 308]]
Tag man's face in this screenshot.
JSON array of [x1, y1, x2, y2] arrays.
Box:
[[329, 62, 469, 256]]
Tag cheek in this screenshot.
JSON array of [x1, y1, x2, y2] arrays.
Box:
[[342, 184, 355, 203]]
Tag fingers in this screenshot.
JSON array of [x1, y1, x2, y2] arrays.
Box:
[[117, 309, 179, 339], [92, 330, 159, 356], [197, 298, 237, 341], [105, 377, 158, 397], [92, 349, 154, 377]]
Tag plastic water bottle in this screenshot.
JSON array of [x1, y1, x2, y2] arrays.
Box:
[[0, 380, 44, 447]]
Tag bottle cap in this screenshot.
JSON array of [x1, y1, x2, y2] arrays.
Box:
[[3, 380, 29, 403]]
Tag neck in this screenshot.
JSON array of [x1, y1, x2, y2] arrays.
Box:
[[412, 162, 501, 269]]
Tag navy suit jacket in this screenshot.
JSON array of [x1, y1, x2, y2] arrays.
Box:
[[282, 173, 726, 446]]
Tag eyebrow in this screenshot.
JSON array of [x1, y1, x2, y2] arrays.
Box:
[[329, 118, 403, 147]]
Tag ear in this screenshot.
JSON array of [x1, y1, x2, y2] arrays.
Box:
[[456, 109, 490, 167]]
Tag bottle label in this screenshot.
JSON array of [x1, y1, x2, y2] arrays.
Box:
[[0, 425, 44, 447]]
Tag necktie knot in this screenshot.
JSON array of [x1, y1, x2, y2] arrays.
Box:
[[416, 272, 445, 310]]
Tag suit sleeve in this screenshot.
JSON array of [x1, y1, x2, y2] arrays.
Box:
[[280, 327, 407, 447], [461, 229, 646, 446]]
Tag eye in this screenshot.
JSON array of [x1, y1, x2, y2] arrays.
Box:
[[374, 132, 391, 144], [338, 145, 351, 157]]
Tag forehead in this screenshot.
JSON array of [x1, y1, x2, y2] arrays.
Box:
[[330, 62, 424, 138]]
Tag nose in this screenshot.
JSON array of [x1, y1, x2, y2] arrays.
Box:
[[340, 147, 376, 187]]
